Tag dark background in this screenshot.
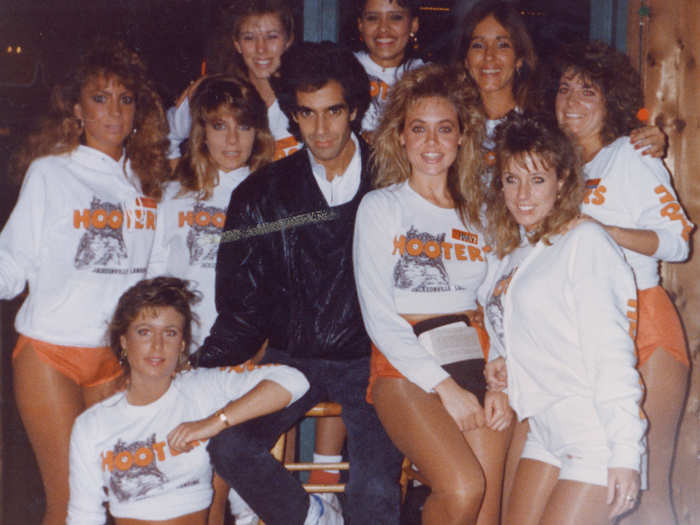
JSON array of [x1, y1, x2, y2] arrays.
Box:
[[1, 1, 589, 522]]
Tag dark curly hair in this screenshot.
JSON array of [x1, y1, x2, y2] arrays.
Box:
[[271, 41, 371, 142], [354, 0, 422, 67], [455, 0, 537, 111], [205, 0, 294, 77], [10, 39, 170, 200], [486, 112, 584, 257], [109, 277, 201, 377], [175, 75, 274, 200], [372, 63, 486, 228], [551, 40, 644, 146]]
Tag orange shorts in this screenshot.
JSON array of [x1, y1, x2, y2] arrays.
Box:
[[636, 286, 689, 367], [12, 335, 123, 387], [366, 315, 490, 403]]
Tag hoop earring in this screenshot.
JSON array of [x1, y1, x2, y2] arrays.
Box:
[[119, 348, 128, 365]]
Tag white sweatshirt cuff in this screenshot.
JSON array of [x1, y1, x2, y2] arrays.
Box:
[[167, 99, 193, 159], [609, 443, 642, 472], [653, 228, 688, 262]]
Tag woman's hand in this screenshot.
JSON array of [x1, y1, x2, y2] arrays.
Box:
[[167, 415, 224, 453], [484, 357, 508, 391], [630, 125, 666, 158], [434, 377, 485, 432], [484, 390, 513, 431], [607, 467, 640, 519]]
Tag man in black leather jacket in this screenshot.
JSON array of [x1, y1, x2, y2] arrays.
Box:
[[193, 41, 402, 525]]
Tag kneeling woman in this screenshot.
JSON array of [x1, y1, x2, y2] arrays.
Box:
[[482, 114, 646, 525], [67, 277, 309, 524], [354, 64, 512, 525]]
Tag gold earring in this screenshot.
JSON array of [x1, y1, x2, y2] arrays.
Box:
[[409, 32, 419, 51]]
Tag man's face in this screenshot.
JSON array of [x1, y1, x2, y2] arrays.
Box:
[[293, 80, 357, 168]]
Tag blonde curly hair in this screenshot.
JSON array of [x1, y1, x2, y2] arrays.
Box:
[[372, 63, 486, 228]]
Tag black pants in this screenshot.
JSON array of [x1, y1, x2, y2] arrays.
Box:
[[207, 347, 403, 525]]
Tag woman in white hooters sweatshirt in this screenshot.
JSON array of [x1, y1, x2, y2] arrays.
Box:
[[68, 277, 309, 525], [553, 40, 693, 525], [3, 40, 169, 525], [148, 74, 274, 525], [482, 114, 645, 525], [353, 0, 425, 139], [167, 0, 299, 164]]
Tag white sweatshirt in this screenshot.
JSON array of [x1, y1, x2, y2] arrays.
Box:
[[582, 137, 693, 290], [68, 364, 309, 524], [354, 181, 489, 393], [482, 222, 645, 471], [147, 167, 250, 347], [354, 51, 425, 133], [0, 146, 156, 346], [167, 98, 302, 162]]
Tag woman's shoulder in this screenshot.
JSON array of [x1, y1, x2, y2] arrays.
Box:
[[360, 182, 406, 210]]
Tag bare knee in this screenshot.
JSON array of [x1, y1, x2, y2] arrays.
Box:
[[429, 470, 486, 523]]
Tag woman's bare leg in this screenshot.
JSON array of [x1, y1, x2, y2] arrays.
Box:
[[13, 342, 85, 525], [540, 480, 609, 525], [504, 458, 559, 525], [621, 348, 688, 525], [464, 421, 512, 525], [500, 418, 528, 524], [82, 374, 123, 408], [373, 377, 486, 525]]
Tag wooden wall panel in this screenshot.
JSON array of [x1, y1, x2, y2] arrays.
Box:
[[628, 1, 700, 524]]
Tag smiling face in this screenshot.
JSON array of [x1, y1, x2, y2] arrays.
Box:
[[120, 306, 186, 389], [358, 0, 418, 68], [293, 80, 357, 169], [502, 153, 563, 231], [74, 74, 135, 161], [234, 12, 293, 81], [400, 96, 461, 182], [555, 69, 606, 153], [464, 15, 522, 98], [204, 107, 256, 172]]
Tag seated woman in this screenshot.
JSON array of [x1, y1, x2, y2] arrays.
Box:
[[481, 113, 646, 525], [67, 277, 309, 525], [354, 64, 512, 525]]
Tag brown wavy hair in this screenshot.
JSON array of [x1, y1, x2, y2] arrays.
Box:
[[175, 75, 273, 200], [454, 0, 537, 111], [372, 63, 485, 227], [486, 113, 584, 257], [109, 277, 201, 378], [206, 0, 294, 77], [10, 40, 170, 200], [553, 40, 644, 146]]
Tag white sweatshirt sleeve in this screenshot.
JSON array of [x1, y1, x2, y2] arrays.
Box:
[[209, 363, 310, 407], [0, 163, 48, 299], [570, 224, 646, 471], [166, 98, 192, 160], [67, 415, 107, 525], [353, 192, 449, 393], [621, 142, 692, 261]]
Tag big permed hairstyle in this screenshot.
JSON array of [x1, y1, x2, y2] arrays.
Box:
[[175, 75, 274, 200], [206, 0, 294, 76], [553, 40, 644, 146], [486, 113, 584, 257], [372, 64, 486, 228], [455, 1, 537, 110], [109, 277, 201, 377], [271, 41, 371, 142], [10, 40, 170, 199]]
